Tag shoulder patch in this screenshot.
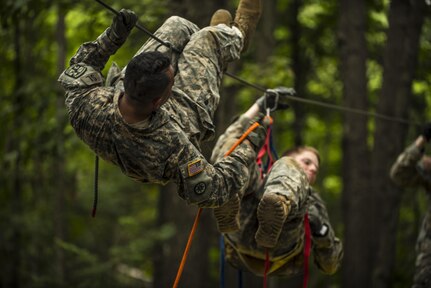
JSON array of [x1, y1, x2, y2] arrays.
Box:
[[187, 159, 204, 176], [65, 64, 87, 79], [194, 182, 207, 195]]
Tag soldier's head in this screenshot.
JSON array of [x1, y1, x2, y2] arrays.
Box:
[[124, 51, 174, 109], [283, 146, 320, 185]]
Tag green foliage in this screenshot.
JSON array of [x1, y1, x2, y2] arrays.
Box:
[[0, 0, 430, 287]]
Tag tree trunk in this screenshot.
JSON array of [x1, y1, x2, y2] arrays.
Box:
[[337, 0, 371, 287], [7, 12, 25, 288], [289, 0, 306, 146], [255, 0, 276, 63], [54, 5, 67, 286], [153, 182, 218, 288], [372, 1, 425, 287]]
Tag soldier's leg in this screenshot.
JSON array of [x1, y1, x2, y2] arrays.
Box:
[[174, 24, 242, 123], [255, 156, 309, 248], [174, 0, 261, 123], [130, 16, 199, 73], [211, 115, 262, 233]]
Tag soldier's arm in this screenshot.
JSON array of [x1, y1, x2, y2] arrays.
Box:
[[58, 9, 136, 108], [176, 141, 258, 208], [389, 139, 425, 187], [210, 114, 252, 163], [309, 190, 343, 275]]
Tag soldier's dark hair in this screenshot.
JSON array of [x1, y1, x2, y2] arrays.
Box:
[[124, 51, 171, 104], [282, 146, 321, 165]]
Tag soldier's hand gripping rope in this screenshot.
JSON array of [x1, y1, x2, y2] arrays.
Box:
[[255, 86, 296, 114], [107, 9, 138, 45]]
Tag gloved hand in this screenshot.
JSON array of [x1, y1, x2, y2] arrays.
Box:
[[245, 115, 271, 152], [308, 213, 328, 238], [108, 9, 138, 45], [422, 122, 431, 142], [255, 86, 295, 113]]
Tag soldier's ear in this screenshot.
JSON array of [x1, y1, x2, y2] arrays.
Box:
[[152, 96, 164, 110]]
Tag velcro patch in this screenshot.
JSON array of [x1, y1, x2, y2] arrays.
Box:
[[81, 72, 103, 86], [65, 64, 87, 79], [187, 159, 204, 176]]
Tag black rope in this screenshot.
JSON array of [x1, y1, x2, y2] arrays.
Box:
[[92, 155, 99, 217], [92, 0, 419, 127]]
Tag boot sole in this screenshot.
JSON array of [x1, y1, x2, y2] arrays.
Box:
[[213, 194, 240, 233], [255, 193, 288, 248]]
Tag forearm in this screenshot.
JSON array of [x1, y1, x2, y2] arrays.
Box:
[[211, 114, 255, 162], [179, 142, 256, 208], [70, 28, 123, 71], [313, 236, 343, 275], [390, 142, 424, 187]]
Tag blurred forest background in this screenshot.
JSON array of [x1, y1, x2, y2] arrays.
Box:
[[1, 0, 431, 287]]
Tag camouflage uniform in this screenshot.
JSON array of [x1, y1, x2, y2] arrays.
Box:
[[58, 16, 257, 208], [390, 143, 431, 288], [211, 115, 343, 276]]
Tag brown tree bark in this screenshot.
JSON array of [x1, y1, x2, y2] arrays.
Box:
[[337, 0, 371, 287], [54, 5, 68, 286], [3, 12, 25, 288], [371, 1, 425, 287], [289, 0, 307, 147]]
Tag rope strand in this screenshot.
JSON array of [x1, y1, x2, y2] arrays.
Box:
[[93, 0, 420, 127]]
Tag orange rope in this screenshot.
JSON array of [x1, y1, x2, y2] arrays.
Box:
[[172, 208, 203, 288], [224, 122, 260, 157], [173, 118, 268, 287]]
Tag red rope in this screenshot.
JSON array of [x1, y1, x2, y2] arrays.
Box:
[[303, 213, 312, 288], [263, 249, 271, 288]]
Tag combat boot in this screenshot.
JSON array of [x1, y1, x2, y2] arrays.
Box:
[[213, 194, 240, 233], [210, 9, 232, 26], [255, 193, 290, 248], [233, 0, 262, 52]]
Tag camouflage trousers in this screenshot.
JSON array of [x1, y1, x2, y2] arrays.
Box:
[[129, 16, 244, 141]]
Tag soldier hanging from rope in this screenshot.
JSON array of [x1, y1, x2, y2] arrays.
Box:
[[211, 89, 343, 277], [57, 0, 270, 209]]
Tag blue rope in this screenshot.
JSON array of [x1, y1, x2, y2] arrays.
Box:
[[238, 269, 243, 288], [269, 126, 279, 160]]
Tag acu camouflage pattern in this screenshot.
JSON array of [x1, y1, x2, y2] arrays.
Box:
[[211, 115, 343, 276], [390, 143, 431, 287], [58, 16, 255, 208]]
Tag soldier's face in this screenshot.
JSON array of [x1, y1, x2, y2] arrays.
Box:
[[292, 151, 319, 185]]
